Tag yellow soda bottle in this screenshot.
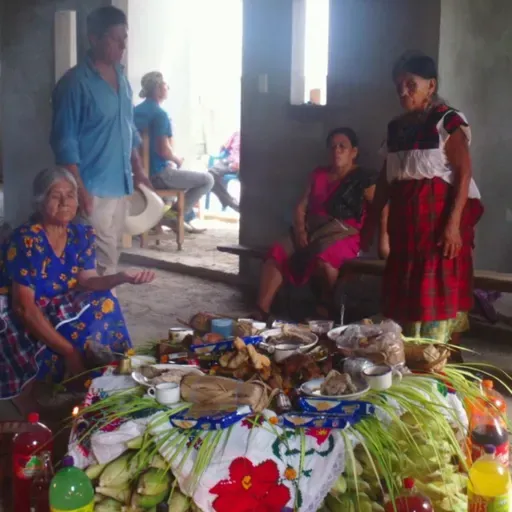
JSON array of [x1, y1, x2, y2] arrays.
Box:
[[468, 444, 510, 511]]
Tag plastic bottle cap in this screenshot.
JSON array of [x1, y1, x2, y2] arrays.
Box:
[[484, 445, 496, 455], [403, 478, 415, 489], [61, 455, 74, 468], [482, 380, 494, 389], [28, 412, 40, 424]]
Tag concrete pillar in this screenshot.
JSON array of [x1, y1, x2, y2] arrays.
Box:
[[438, 0, 512, 271]]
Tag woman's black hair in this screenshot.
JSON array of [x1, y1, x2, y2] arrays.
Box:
[[392, 52, 438, 82], [87, 6, 127, 38], [326, 127, 359, 148]]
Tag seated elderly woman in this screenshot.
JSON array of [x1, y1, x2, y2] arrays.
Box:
[[255, 127, 377, 320], [0, 167, 155, 401]]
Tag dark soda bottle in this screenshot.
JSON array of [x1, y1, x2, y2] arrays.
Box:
[[30, 451, 53, 512], [471, 417, 509, 467], [12, 413, 53, 512]]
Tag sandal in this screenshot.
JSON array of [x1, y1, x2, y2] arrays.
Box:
[[250, 306, 273, 327]]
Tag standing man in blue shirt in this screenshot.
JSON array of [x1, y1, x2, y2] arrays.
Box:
[[50, 6, 151, 276]]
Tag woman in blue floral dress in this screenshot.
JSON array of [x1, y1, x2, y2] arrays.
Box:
[[0, 167, 155, 400]]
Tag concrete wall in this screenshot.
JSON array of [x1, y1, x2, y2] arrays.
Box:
[[127, 0, 197, 163], [1, 0, 109, 226], [239, 0, 441, 285], [439, 0, 512, 272]]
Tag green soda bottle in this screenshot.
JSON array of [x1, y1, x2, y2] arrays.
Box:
[[49, 456, 94, 512]]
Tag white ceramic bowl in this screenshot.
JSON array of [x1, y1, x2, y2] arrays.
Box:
[[326, 325, 349, 344], [261, 328, 318, 362]]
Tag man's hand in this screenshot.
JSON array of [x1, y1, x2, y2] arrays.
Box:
[[119, 269, 156, 285], [79, 187, 93, 217]]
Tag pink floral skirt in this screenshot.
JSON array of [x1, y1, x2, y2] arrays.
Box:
[[268, 234, 360, 286]]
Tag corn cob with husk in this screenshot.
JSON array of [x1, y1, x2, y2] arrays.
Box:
[[99, 452, 136, 488], [95, 497, 123, 511]]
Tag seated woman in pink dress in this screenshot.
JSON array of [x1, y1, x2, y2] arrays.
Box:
[[256, 127, 377, 319]]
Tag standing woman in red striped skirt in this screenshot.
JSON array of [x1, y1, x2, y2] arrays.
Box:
[[361, 53, 484, 349]]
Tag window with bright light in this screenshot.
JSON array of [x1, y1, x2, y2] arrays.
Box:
[[290, 0, 330, 106]]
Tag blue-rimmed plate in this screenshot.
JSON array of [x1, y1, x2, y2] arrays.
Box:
[[299, 397, 375, 417], [170, 406, 252, 430], [278, 413, 353, 430]]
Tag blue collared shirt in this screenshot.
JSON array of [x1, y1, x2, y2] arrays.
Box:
[[134, 99, 173, 176], [50, 56, 141, 197]]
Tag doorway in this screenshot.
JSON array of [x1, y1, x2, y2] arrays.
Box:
[[126, 0, 243, 275]]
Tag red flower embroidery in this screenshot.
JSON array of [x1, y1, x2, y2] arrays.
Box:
[[242, 415, 265, 430], [210, 457, 290, 512], [101, 417, 123, 433], [306, 427, 331, 445]]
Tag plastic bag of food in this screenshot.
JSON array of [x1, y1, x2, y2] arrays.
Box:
[[335, 319, 405, 366]]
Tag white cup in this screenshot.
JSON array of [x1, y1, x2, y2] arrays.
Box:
[[148, 382, 180, 405], [362, 365, 402, 391]]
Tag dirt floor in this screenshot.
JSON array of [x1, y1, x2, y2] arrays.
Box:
[[122, 218, 240, 276], [117, 264, 250, 344]]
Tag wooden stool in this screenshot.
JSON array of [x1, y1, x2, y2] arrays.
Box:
[[123, 130, 186, 251], [140, 189, 185, 250]]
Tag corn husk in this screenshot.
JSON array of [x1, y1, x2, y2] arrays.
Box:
[[96, 485, 131, 504], [180, 375, 272, 415], [94, 498, 123, 511], [137, 468, 171, 496], [98, 452, 133, 488]]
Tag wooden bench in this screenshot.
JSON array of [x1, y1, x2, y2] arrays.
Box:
[[217, 244, 267, 260], [218, 245, 512, 293], [342, 258, 512, 293], [123, 131, 185, 251]]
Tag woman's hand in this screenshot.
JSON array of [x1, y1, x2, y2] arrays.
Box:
[[64, 348, 86, 376], [295, 229, 308, 249], [120, 269, 156, 285], [359, 223, 375, 253], [378, 232, 390, 260], [439, 220, 462, 259]]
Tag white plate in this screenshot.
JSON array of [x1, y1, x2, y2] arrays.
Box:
[[299, 377, 370, 400]]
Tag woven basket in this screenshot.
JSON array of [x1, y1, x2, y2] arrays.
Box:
[[403, 342, 450, 373]]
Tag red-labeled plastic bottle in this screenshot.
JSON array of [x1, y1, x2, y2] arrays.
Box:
[[482, 379, 507, 415], [384, 478, 433, 512], [30, 451, 53, 512], [12, 412, 53, 512]]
